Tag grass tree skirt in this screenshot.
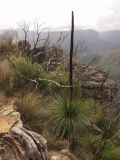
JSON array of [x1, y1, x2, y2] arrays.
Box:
[[0, 101, 48, 160]]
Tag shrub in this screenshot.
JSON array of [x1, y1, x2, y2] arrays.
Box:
[[14, 91, 48, 133], [99, 142, 120, 160], [11, 56, 44, 88]]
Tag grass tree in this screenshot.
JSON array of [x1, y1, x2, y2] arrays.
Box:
[[48, 94, 95, 145], [48, 12, 79, 145]]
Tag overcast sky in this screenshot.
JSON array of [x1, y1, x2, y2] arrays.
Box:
[[0, 0, 119, 31]]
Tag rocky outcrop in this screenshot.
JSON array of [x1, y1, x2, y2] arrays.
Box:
[[0, 101, 48, 160], [75, 64, 117, 100], [0, 127, 48, 160], [43, 56, 117, 100]]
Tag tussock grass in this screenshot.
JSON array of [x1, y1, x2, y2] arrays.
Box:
[[15, 91, 48, 133], [0, 60, 11, 87]]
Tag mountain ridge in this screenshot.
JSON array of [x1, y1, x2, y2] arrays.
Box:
[[1, 28, 120, 55]]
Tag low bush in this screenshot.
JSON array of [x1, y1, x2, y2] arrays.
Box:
[[11, 56, 44, 88]]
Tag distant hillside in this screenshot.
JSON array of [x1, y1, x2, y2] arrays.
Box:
[[91, 50, 120, 91], [16, 29, 120, 55], [1, 28, 120, 54], [100, 30, 120, 44], [73, 29, 120, 55]]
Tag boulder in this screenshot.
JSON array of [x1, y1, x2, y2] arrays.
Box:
[[0, 101, 48, 160], [77, 65, 117, 100]]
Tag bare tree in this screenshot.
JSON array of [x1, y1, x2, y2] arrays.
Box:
[[18, 21, 30, 44], [32, 21, 46, 50], [18, 21, 31, 55], [17, 21, 69, 64]]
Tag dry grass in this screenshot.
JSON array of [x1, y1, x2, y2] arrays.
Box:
[[0, 60, 11, 87], [14, 91, 48, 133]]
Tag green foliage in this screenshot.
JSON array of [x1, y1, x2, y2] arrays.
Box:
[[48, 94, 95, 143], [15, 91, 48, 133], [43, 68, 80, 94], [11, 56, 44, 88], [45, 71, 69, 93], [100, 141, 120, 160]]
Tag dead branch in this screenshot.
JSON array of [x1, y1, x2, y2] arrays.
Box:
[[7, 57, 78, 89]]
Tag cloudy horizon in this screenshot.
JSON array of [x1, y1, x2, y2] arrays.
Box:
[[0, 0, 120, 31]]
